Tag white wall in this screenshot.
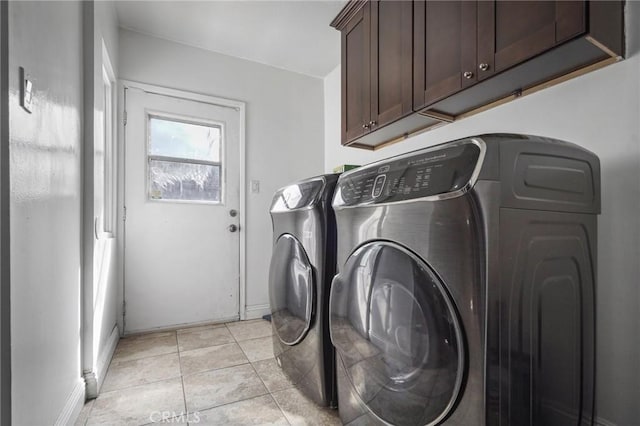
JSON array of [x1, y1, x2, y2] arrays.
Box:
[[324, 4, 640, 425], [118, 29, 325, 317], [9, 1, 85, 424]]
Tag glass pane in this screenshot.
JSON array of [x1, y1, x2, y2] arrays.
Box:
[[149, 116, 221, 162], [149, 160, 220, 202], [330, 242, 462, 425]]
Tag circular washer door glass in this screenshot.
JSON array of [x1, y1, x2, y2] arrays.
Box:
[[330, 241, 464, 425], [269, 234, 314, 345]]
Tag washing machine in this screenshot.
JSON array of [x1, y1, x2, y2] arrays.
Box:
[[329, 134, 599, 425], [269, 174, 339, 407]]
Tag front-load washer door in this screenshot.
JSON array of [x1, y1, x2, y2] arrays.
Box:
[[269, 234, 314, 345], [330, 241, 465, 426]]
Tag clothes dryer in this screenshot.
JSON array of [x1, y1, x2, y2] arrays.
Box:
[[330, 134, 599, 425], [269, 174, 339, 407]]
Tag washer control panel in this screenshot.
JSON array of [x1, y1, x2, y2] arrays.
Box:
[[334, 141, 481, 207]]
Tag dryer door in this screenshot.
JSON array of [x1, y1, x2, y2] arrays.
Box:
[[269, 234, 314, 345], [330, 241, 464, 426]]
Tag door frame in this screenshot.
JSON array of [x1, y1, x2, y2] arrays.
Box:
[[117, 80, 248, 332], [0, 0, 10, 421]]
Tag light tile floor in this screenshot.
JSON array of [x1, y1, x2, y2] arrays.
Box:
[[76, 319, 341, 426]]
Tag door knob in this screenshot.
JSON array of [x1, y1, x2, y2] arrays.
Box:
[[463, 71, 474, 79], [228, 224, 238, 232]]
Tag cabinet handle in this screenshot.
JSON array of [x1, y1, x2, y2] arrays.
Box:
[[369, 120, 376, 127], [479, 63, 489, 72], [362, 123, 370, 129], [463, 71, 474, 79]]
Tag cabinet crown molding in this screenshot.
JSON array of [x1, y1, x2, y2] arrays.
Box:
[[330, 0, 368, 30]]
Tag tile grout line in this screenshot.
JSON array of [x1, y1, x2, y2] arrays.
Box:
[[243, 320, 293, 426], [180, 392, 277, 421], [180, 360, 251, 381], [110, 348, 178, 365], [89, 320, 278, 425], [100, 372, 184, 395], [176, 322, 227, 336], [102, 334, 182, 394], [269, 388, 295, 426], [175, 331, 189, 418], [248, 359, 293, 426], [179, 341, 239, 358], [226, 320, 292, 424], [180, 320, 269, 416], [107, 349, 180, 366], [111, 330, 179, 364], [225, 321, 240, 344]]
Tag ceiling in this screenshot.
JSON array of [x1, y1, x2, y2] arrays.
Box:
[[115, 1, 346, 78]]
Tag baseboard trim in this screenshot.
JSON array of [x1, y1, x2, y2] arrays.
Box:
[[123, 316, 239, 336], [54, 379, 85, 426], [244, 304, 270, 320], [595, 416, 617, 426], [96, 325, 120, 391]]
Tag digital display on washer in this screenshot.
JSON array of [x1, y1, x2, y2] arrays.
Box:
[[334, 141, 481, 206]]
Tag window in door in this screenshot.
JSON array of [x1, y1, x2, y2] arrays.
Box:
[[147, 115, 223, 203]]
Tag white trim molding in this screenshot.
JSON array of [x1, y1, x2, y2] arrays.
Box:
[[96, 325, 120, 392], [85, 325, 120, 399], [54, 379, 85, 426], [118, 79, 248, 322]]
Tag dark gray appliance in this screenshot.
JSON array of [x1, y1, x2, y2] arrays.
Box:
[[269, 174, 339, 407], [329, 134, 599, 425]]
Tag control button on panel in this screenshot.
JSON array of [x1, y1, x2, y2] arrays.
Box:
[[372, 174, 386, 198]]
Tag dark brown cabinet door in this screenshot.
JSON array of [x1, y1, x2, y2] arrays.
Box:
[[341, 4, 371, 144], [414, 1, 477, 110], [370, 0, 413, 129], [477, 1, 585, 79]]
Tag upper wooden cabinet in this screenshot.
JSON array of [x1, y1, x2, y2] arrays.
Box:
[[413, 1, 477, 109], [335, 0, 413, 146], [332, 0, 624, 149], [477, 1, 586, 79], [341, 4, 370, 143], [371, 0, 413, 130]]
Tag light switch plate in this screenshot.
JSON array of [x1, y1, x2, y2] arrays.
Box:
[[20, 67, 33, 113], [251, 180, 260, 194]]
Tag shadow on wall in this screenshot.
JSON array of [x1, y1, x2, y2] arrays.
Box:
[[593, 151, 640, 422]]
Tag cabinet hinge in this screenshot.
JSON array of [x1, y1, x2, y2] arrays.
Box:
[[123, 206, 127, 222], [123, 110, 128, 126]]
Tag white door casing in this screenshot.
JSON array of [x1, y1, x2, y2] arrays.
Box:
[[82, 38, 120, 399], [123, 83, 245, 333]]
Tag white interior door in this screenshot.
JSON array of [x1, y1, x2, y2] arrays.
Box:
[[124, 86, 241, 333]]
